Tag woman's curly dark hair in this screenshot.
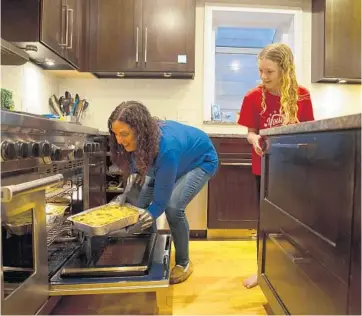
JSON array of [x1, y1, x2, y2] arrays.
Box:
[[108, 101, 161, 182]]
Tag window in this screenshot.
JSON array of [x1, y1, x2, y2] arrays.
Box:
[[214, 27, 275, 122], [203, 6, 302, 123]]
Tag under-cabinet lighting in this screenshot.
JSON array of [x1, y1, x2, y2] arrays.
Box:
[[44, 58, 55, 66]]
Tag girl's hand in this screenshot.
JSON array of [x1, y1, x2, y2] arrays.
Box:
[[251, 134, 265, 156]]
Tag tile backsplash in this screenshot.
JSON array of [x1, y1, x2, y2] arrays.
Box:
[[1, 63, 58, 114], [1, 0, 361, 133]]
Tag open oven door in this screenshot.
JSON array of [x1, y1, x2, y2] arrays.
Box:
[[49, 233, 171, 296]]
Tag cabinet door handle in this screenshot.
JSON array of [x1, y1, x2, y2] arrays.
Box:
[[272, 143, 315, 149], [220, 162, 251, 166], [144, 27, 148, 64], [136, 27, 139, 63], [60, 5, 69, 47], [269, 233, 310, 264], [66, 8, 74, 49]]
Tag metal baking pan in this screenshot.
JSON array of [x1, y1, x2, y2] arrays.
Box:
[[3, 210, 33, 236], [46, 204, 69, 225], [67, 203, 140, 236]]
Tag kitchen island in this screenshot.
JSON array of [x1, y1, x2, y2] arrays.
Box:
[[258, 113, 361, 315]]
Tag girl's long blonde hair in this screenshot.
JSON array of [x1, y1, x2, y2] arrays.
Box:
[[259, 43, 300, 125]]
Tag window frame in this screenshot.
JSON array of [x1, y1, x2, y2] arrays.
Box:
[[203, 4, 303, 122]]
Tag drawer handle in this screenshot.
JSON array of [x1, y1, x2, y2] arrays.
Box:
[[272, 143, 315, 149], [269, 234, 310, 264], [220, 162, 251, 166]]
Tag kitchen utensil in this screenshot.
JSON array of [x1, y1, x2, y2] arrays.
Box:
[[61, 91, 73, 115], [65, 91, 72, 100], [76, 99, 89, 122], [82, 100, 89, 111], [49, 96, 63, 117], [75, 99, 84, 122], [70, 93, 80, 116], [52, 94, 62, 109]]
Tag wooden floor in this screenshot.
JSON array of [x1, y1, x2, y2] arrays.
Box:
[[51, 240, 268, 315], [170, 240, 267, 315]]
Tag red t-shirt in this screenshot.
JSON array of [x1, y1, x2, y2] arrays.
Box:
[[238, 86, 315, 175]]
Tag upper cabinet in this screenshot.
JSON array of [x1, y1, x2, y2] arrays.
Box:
[[85, 0, 196, 79], [312, 0, 361, 84], [61, 0, 84, 68], [1, 0, 84, 70], [87, 0, 142, 73]]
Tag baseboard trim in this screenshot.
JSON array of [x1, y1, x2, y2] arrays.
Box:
[[157, 229, 207, 239], [207, 229, 257, 240]]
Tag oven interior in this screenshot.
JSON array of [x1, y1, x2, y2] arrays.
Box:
[[59, 233, 157, 278], [2, 171, 159, 287]]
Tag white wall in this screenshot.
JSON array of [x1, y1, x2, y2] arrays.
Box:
[[56, 0, 361, 133], [1, 62, 59, 114]]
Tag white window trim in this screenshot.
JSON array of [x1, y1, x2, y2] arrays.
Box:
[[215, 47, 262, 54], [203, 4, 304, 121]]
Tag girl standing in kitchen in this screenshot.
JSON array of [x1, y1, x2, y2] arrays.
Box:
[[238, 43, 315, 289]]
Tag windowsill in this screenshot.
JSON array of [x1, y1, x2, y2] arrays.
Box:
[[203, 120, 239, 126]]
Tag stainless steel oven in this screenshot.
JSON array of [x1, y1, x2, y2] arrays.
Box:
[[1, 111, 172, 315], [1, 175, 64, 315]]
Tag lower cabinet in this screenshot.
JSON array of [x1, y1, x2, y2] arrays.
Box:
[[207, 137, 258, 229], [258, 129, 361, 315]]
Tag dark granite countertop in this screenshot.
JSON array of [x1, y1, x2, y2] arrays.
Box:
[[207, 133, 247, 138], [260, 113, 361, 136]]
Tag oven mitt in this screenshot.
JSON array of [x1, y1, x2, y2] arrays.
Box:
[[109, 173, 153, 206], [109, 173, 142, 206], [108, 208, 153, 237], [108, 173, 153, 236]]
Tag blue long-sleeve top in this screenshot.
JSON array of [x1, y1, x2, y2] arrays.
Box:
[[131, 120, 218, 219]]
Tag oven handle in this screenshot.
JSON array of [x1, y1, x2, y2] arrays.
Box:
[[163, 235, 171, 277], [163, 254, 169, 277], [271, 143, 317, 149], [1, 174, 64, 202], [164, 235, 171, 251]]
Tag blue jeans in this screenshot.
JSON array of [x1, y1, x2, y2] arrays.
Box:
[[133, 167, 211, 266]]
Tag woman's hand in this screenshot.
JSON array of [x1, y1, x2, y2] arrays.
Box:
[[108, 208, 153, 237], [127, 173, 144, 187]]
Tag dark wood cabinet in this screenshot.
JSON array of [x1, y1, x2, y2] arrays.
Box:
[[88, 0, 142, 72], [141, 0, 195, 73], [86, 0, 195, 78], [40, 0, 64, 56], [63, 0, 83, 67], [1, 0, 84, 70], [348, 131, 361, 315], [312, 0, 361, 83], [258, 128, 361, 315], [208, 137, 258, 229]]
